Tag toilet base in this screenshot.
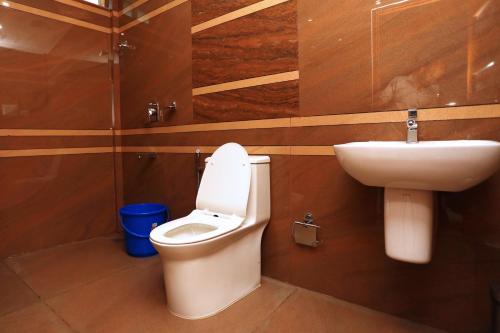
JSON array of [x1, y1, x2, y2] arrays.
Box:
[[154, 223, 267, 319], [167, 283, 261, 320]]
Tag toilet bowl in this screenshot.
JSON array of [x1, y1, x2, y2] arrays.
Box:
[[150, 143, 271, 319]]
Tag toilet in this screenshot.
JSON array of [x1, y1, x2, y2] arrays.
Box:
[[149, 143, 271, 319]]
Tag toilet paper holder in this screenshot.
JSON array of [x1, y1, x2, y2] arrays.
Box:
[[292, 213, 320, 247]]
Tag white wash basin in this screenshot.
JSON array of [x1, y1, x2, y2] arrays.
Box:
[[333, 140, 500, 264], [334, 140, 500, 192]]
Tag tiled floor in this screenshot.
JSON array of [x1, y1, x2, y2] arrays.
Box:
[[0, 236, 444, 333]]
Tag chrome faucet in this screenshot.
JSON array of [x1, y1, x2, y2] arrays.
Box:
[[406, 109, 418, 143]]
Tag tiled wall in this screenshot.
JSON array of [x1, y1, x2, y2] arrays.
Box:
[[0, 0, 117, 256], [117, 1, 500, 332]]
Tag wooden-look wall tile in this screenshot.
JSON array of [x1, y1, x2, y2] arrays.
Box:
[[0, 154, 116, 257], [281, 154, 500, 333], [192, 0, 298, 87], [122, 153, 197, 219], [298, 0, 373, 116], [0, 136, 112, 150], [121, 127, 290, 147], [119, 2, 193, 129], [261, 155, 293, 281], [434, 173, 500, 332], [371, 0, 500, 110], [290, 118, 500, 146], [191, 0, 261, 26], [285, 155, 385, 289], [299, 0, 500, 117], [193, 80, 299, 122]]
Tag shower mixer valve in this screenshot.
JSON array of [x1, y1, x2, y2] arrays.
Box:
[[145, 101, 177, 124]]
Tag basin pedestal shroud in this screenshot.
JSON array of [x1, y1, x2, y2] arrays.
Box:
[[384, 188, 434, 264]]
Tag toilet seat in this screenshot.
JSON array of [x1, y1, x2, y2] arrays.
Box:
[[150, 210, 244, 245], [196, 143, 251, 217]]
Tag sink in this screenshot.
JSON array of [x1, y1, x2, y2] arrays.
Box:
[[334, 140, 500, 192], [334, 140, 500, 264]]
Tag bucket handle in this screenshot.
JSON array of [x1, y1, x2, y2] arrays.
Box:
[[120, 209, 170, 239], [120, 220, 150, 238]]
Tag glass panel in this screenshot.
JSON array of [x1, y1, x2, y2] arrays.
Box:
[[0, 1, 115, 255]]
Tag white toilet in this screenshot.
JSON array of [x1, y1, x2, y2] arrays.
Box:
[[149, 143, 271, 319]]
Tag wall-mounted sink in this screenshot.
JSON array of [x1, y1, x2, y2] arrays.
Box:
[[334, 140, 500, 264]]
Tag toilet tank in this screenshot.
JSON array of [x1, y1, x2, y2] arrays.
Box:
[[246, 156, 271, 226], [204, 155, 270, 226]]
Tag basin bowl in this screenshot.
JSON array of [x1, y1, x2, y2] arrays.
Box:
[[334, 140, 500, 192]]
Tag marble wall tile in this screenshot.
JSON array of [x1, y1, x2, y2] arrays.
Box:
[[191, 0, 261, 26]]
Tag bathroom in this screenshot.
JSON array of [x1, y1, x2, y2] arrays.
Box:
[[1, 0, 500, 331]]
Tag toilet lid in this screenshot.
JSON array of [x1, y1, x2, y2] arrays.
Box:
[[196, 143, 251, 217]]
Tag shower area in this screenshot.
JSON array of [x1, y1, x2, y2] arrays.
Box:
[[0, 0, 118, 256]]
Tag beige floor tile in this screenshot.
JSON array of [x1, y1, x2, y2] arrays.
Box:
[[0, 303, 73, 333], [255, 288, 445, 333], [46, 265, 295, 333], [5, 236, 156, 298], [0, 261, 39, 316]]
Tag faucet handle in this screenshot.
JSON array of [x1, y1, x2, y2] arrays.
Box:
[[407, 118, 418, 129], [408, 108, 417, 118]]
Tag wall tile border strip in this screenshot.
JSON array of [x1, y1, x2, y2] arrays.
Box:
[[120, 146, 334, 155], [118, 0, 188, 32], [4, 1, 111, 33], [2, 105, 498, 139], [291, 104, 500, 127], [0, 146, 334, 157], [191, 0, 290, 34], [0, 129, 113, 137], [116, 118, 290, 135], [291, 146, 335, 156], [118, 145, 293, 155], [0, 147, 114, 158], [53, 0, 111, 17], [193, 71, 300, 96], [119, 104, 500, 136]]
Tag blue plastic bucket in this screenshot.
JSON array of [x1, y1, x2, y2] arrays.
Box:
[[119, 203, 169, 257]]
